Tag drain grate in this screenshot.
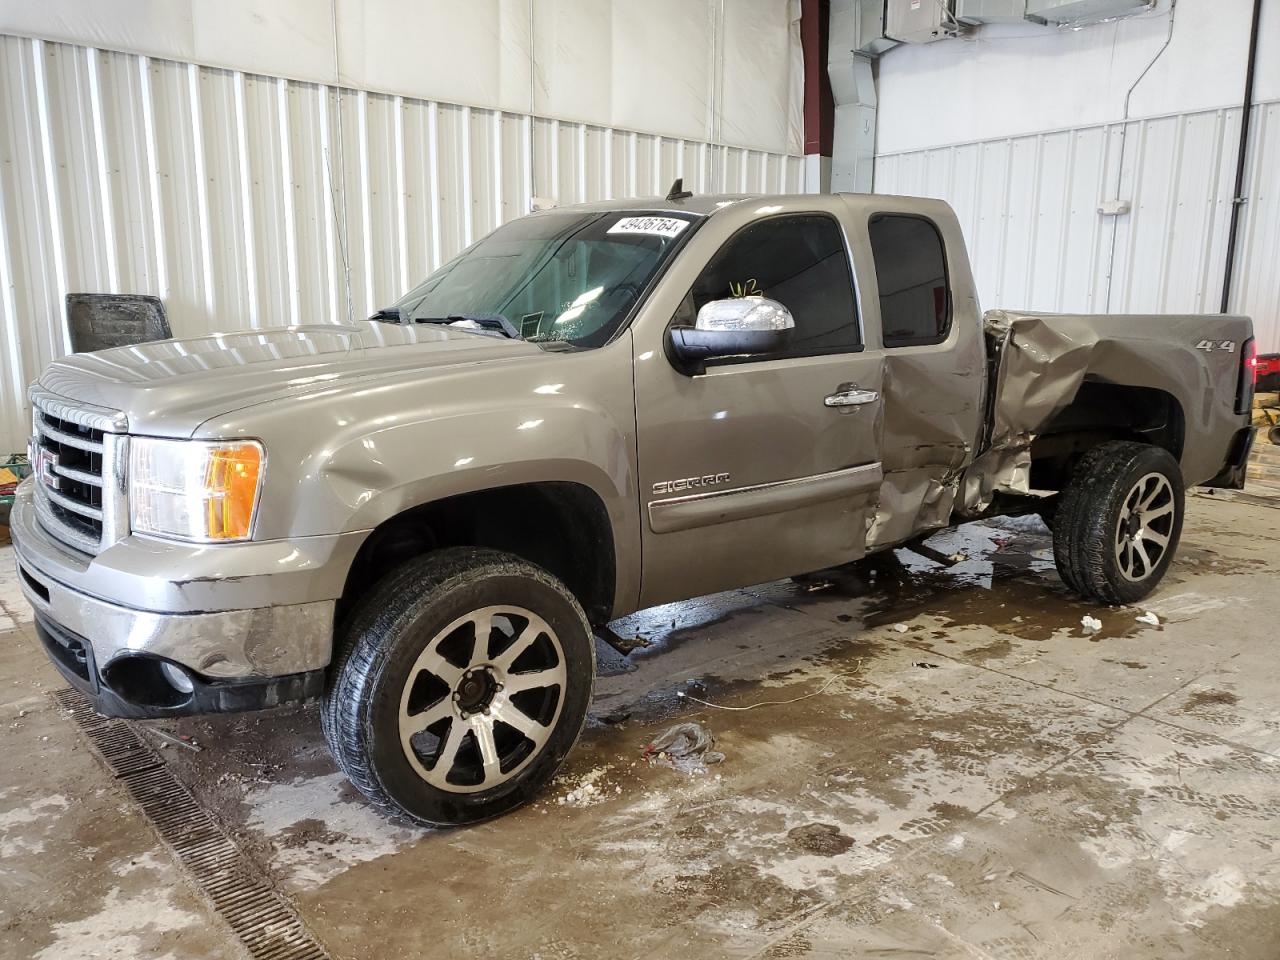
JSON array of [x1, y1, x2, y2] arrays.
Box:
[[51, 688, 330, 960]]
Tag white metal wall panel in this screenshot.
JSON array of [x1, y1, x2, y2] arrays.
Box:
[[1231, 101, 1280, 360], [1107, 110, 1241, 315], [877, 123, 1121, 316], [0, 36, 804, 454], [2, 0, 805, 157], [876, 104, 1279, 357]]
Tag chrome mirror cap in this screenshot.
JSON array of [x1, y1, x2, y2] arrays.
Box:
[[694, 297, 795, 333]]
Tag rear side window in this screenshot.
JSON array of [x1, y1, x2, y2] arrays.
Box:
[[687, 214, 860, 360], [868, 214, 951, 347]]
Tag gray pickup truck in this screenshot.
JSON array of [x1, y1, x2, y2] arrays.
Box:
[[11, 190, 1256, 825]]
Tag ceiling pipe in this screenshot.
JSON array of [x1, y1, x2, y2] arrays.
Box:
[[1104, 0, 1177, 314], [1220, 0, 1263, 315]]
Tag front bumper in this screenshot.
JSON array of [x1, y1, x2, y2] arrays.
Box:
[[9, 478, 355, 717], [33, 610, 323, 719]]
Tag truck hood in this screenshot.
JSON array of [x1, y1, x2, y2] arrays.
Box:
[[38, 323, 548, 437]]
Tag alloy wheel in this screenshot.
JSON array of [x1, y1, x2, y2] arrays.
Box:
[[1113, 472, 1176, 582], [397, 605, 566, 793]]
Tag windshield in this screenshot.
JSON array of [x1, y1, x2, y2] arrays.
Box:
[[387, 211, 699, 347]]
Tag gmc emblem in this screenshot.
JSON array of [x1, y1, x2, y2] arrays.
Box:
[[34, 446, 60, 491]]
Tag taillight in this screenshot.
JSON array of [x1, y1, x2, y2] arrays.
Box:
[[1237, 337, 1256, 415]]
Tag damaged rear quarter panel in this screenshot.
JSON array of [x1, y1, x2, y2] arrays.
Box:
[[962, 310, 1253, 512]]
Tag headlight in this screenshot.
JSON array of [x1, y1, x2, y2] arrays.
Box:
[[129, 438, 265, 542]]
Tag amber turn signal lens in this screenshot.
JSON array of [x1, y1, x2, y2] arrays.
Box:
[[203, 443, 263, 540]]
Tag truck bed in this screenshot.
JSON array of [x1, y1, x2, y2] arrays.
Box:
[[961, 309, 1254, 515]]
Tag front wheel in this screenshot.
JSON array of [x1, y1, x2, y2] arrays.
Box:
[[324, 548, 595, 826], [1052, 441, 1184, 605]]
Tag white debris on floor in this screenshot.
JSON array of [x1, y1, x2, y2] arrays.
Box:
[[0, 792, 69, 858], [556, 765, 617, 806], [1081, 615, 1103, 635], [32, 883, 203, 960], [1146, 592, 1247, 622], [242, 772, 420, 890]]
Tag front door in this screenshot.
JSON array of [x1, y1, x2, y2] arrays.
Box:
[[633, 209, 884, 608]]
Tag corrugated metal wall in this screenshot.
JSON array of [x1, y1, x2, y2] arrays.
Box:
[[1233, 100, 1280, 357], [0, 35, 806, 453], [875, 102, 1280, 356]]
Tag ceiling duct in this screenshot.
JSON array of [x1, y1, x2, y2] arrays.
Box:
[[828, 0, 886, 193], [885, 0, 961, 43], [905, 0, 1155, 31], [846, 0, 899, 56], [1025, 0, 1154, 25], [954, 0, 1029, 23]]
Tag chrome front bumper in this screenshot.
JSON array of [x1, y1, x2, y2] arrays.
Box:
[[9, 478, 358, 690]]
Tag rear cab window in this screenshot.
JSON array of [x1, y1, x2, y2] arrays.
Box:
[[868, 214, 951, 348]]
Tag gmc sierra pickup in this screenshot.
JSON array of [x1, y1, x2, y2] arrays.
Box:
[[11, 190, 1257, 825]]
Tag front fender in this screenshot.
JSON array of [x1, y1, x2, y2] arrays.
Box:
[[324, 410, 632, 532], [196, 337, 640, 599]]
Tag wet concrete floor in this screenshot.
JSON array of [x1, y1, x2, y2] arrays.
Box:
[[2, 493, 1279, 959]]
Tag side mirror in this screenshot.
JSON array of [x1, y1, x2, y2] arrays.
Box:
[[667, 297, 795, 374]]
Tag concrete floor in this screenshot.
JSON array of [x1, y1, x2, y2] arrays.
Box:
[[2, 492, 1279, 960]]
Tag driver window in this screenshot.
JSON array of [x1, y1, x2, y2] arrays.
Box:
[[686, 214, 861, 361]]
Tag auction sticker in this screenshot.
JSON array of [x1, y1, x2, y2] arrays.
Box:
[[607, 216, 689, 238]]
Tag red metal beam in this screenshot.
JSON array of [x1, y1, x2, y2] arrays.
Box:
[[801, 0, 834, 157]]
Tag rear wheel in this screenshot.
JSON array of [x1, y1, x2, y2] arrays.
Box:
[[1052, 441, 1184, 605], [324, 548, 594, 826]]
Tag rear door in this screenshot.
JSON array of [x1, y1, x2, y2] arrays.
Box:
[[632, 202, 885, 607], [859, 203, 985, 548]]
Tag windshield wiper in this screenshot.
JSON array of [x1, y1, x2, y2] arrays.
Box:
[[368, 306, 408, 324], [415, 313, 521, 339]]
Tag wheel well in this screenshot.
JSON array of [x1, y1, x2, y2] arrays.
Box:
[[1029, 380, 1185, 491], [337, 482, 616, 627]]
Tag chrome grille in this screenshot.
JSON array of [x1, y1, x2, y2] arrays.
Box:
[[29, 388, 128, 555]]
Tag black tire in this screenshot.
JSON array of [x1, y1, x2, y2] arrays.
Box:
[[1052, 441, 1184, 605], [1037, 498, 1058, 533], [323, 548, 595, 826]]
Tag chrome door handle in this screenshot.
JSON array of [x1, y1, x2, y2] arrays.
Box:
[[824, 387, 879, 408]]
